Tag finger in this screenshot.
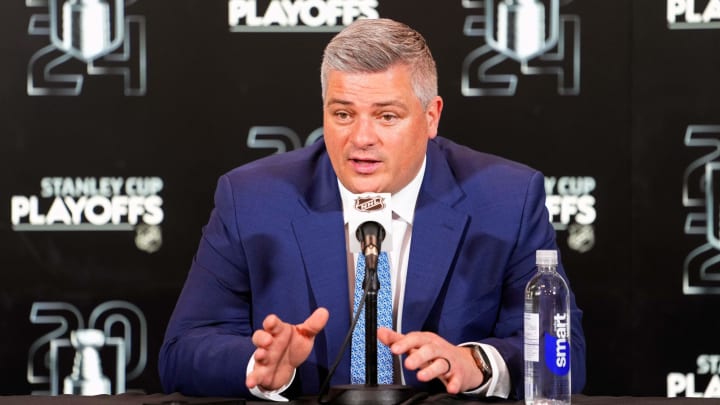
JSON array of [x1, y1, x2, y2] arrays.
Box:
[[377, 327, 404, 347], [246, 373, 258, 388], [386, 331, 434, 355], [443, 363, 469, 396], [252, 347, 269, 363], [444, 376, 462, 395], [297, 307, 329, 337], [246, 370, 273, 391], [247, 351, 270, 388], [416, 357, 451, 382], [437, 357, 452, 375], [402, 342, 443, 371], [251, 330, 273, 348], [262, 314, 283, 334]]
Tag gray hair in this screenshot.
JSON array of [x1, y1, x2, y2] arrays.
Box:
[[320, 18, 438, 109]]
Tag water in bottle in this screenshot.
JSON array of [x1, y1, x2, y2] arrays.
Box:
[[524, 249, 571, 405]]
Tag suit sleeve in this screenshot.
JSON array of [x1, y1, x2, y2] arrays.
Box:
[[480, 171, 586, 398], [158, 174, 257, 397]]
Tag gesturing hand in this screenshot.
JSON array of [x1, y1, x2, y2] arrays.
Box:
[[246, 307, 329, 391], [377, 327, 484, 394]]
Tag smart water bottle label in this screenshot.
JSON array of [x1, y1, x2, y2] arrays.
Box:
[[524, 312, 540, 362], [543, 313, 570, 376]]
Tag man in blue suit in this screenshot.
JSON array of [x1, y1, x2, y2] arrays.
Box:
[[159, 18, 585, 400]]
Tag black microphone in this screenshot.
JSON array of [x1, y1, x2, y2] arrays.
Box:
[[356, 221, 386, 273]]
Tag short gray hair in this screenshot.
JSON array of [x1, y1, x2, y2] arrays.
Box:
[[320, 18, 438, 109]]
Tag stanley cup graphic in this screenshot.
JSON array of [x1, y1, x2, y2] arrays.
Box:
[[461, 0, 579, 96], [61, 0, 112, 61], [484, 0, 560, 63], [27, 301, 148, 395], [48, 0, 125, 63], [496, 0, 546, 60], [28, 0, 147, 96], [63, 329, 112, 395]]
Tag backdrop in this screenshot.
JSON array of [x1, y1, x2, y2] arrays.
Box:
[[1, 0, 718, 398]]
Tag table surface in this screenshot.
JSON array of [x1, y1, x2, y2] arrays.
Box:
[[0, 393, 715, 405]]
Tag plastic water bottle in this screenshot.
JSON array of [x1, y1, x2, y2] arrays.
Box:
[[524, 249, 571, 404]]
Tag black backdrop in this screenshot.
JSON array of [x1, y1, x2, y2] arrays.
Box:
[[0, 0, 718, 398]]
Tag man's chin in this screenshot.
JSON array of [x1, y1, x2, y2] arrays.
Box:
[[342, 178, 385, 194]]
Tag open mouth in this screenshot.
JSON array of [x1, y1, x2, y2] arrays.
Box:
[[350, 158, 381, 174]]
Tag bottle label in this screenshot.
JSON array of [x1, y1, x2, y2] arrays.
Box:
[[524, 312, 540, 362], [544, 312, 571, 376]]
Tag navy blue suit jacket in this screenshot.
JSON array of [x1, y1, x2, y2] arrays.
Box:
[[159, 137, 586, 399]]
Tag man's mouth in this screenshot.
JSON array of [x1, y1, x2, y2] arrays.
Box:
[[350, 158, 381, 174]]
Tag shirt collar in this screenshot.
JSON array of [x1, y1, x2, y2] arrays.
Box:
[[338, 156, 426, 225]]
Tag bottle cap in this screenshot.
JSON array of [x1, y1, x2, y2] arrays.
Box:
[[536, 249, 558, 266]]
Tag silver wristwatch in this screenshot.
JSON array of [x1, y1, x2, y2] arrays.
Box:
[[470, 345, 493, 383]]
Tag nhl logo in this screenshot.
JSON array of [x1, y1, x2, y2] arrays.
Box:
[[354, 196, 386, 212]]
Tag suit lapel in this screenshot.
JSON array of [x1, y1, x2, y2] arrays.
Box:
[[293, 206, 351, 379], [402, 141, 469, 334], [291, 148, 352, 381]]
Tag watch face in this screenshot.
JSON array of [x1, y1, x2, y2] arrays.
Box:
[[474, 347, 492, 379], [473, 348, 484, 367]]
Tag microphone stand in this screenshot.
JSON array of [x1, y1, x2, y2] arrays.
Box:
[[364, 266, 378, 386], [322, 248, 423, 404]]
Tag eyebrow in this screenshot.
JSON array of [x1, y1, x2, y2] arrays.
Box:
[[325, 98, 409, 109]]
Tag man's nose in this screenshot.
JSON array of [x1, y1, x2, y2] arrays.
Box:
[[348, 116, 379, 147]]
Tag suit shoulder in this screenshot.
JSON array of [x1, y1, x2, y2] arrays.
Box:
[[222, 141, 326, 191], [431, 137, 541, 183]]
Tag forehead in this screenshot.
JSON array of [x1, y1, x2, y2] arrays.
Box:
[[324, 65, 416, 104], [327, 65, 412, 84]]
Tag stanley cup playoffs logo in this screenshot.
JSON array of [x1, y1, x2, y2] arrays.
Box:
[[682, 125, 720, 295], [668, 0, 720, 29], [26, 0, 147, 96], [461, 0, 580, 96]]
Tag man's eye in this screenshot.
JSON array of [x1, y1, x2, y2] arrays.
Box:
[[380, 113, 398, 122], [335, 111, 350, 120]]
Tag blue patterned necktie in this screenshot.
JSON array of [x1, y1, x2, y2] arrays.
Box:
[[351, 251, 393, 384]]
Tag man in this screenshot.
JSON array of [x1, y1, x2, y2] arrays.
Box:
[[159, 18, 586, 400]]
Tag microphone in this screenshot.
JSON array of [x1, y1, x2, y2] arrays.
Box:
[[356, 221, 385, 273]]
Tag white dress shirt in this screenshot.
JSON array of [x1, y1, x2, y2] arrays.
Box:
[[249, 157, 510, 400]]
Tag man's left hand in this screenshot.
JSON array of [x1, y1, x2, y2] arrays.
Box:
[[377, 327, 485, 394]]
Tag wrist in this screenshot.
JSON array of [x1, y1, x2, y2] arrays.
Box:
[[468, 345, 493, 388], [461, 347, 483, 390]]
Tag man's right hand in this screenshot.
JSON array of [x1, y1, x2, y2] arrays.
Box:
[[246, 307, 329, 391]]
